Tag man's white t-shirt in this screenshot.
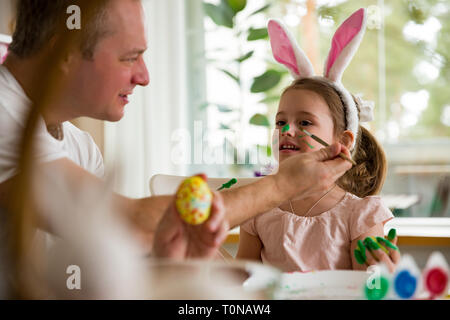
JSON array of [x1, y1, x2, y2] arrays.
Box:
[[0, 65, 104, 183]]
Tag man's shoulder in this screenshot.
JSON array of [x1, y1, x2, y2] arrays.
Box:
[[63, 121, 97, 147], [63, 121, 102, 157], [62, 121, 104, 177], [0, 66, 30, 125], [0, 93, 26, 132]]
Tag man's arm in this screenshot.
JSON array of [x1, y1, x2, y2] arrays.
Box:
[[0, 158, 171, 249], [101, 142, 351, 234], [0, 143, 351, 253]]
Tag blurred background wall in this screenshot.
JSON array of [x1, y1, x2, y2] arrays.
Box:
[[0, 0, 15, 36]]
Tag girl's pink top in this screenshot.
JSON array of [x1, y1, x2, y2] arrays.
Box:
[[241, 192, 394, 272]]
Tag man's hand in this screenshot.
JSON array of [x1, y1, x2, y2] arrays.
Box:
[[152, 190, 229, 260], [274, 142, 352, 200]]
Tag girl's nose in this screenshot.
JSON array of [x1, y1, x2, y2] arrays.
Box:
[[281, 124, 296, 137]]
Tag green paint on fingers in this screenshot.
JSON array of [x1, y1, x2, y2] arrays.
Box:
[[354, 249, 365, 265], [376, 236, 399, 251], [364, 237, 380, 251], [387, 228, 396, 241], [363, 237, 390, 255], [357, 240, 366, 262]]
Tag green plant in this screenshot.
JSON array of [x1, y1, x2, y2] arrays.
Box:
[[202, 0, 288, 172]]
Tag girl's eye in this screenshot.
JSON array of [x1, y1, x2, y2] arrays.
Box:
[[276, 120, 286, 127], [299, 120, 312, 127]]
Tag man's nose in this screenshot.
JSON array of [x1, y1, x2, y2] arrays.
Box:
[[132, 57, 150, 87]]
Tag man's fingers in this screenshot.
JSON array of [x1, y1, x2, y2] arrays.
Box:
[[156, 203, 181, 241], [200, 210, 228, 247], [152, 203, 184, 257], [193, 173, 208, 182], [214, 219, 229, 246], [205, 192, 226, 232], [327, 157, 352, 180], [312, 142, 342, 161]]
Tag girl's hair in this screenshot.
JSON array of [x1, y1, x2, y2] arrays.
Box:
[[282, 77, 387, 197]]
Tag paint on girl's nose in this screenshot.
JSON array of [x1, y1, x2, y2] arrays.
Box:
[[282, 124, 290, 133]]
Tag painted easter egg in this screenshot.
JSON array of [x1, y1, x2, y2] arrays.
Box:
[[175, 176, 212, 225]]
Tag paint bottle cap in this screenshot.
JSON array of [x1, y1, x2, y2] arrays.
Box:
[[393, 255, 421, 299], [423, 252, 449, 298], [364, 264, 391, 300], [365, 275, 390, 300]]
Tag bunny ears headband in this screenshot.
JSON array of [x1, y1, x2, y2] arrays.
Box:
[[267, 8, 374, 149]]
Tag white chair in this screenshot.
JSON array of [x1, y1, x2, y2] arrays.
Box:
[[149, 174, 260, 261]]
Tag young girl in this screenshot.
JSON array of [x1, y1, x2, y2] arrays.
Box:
[[237, 9, 400, 273]]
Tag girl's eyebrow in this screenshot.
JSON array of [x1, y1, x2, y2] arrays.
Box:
[[276, 110, 318, 120]]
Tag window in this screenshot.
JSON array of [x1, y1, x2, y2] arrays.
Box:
[[191, 0, 450, 219]]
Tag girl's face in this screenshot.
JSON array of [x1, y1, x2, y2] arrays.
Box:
[[274, 89, 339, 163]]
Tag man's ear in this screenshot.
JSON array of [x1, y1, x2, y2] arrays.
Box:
[[52, 37, 80, 75], [59, 50, 77, 75], [340, 130, 354, 150]]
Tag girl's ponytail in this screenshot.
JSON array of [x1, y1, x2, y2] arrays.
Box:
[[338, 125, 387, 197]]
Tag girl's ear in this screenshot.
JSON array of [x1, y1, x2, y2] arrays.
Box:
[[267, 19, 314, 79], [324, 8, 366, 83], [340, 130, 355, 150]]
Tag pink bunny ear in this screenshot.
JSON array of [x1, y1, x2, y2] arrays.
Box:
[[268, 19, 314, 79], [324, 8, 366, 82]]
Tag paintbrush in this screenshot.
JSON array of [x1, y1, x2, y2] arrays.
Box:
[[301, 128, 357, 166], [217, 178, 237, 191]]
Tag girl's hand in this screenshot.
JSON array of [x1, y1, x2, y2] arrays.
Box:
[[354, 228, 401, 273], [152, 190, 229, 260]]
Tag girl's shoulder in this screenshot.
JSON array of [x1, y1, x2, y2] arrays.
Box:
[[340, 192, 393, 222], [344, 193, 394, 240], [343, 192, 389, 211]]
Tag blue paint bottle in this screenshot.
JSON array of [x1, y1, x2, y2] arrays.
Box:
[[392, 254, 420, 299]]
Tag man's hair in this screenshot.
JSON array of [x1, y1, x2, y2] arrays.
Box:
[[9, 0, 112, 60]]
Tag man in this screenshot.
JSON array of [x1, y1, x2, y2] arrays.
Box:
[[0, 0, 352, 259]]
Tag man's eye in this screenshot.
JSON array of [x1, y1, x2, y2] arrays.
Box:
[[122, 57, 138, 63], [299, 120, 312, 127], [276, 120, 286, 127]]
